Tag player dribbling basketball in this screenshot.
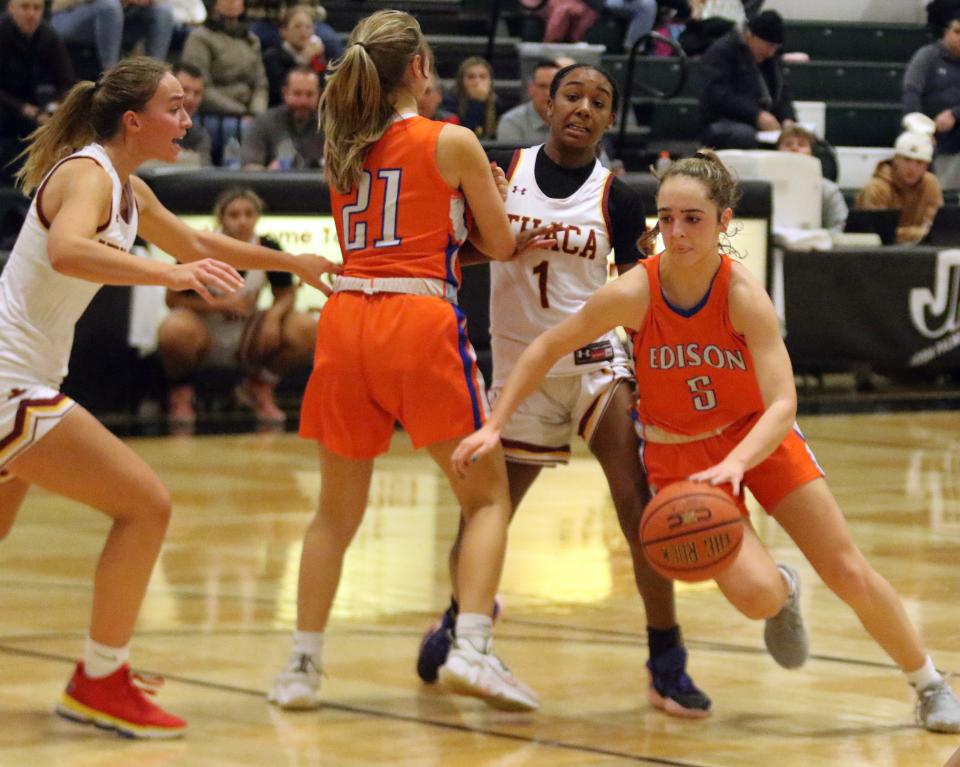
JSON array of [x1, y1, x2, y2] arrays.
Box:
[[453, 149, 960, 733]]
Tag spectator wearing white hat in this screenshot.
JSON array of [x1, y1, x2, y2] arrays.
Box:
[[855, 130, 944, 245]]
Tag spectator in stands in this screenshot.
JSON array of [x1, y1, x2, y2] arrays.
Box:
[[496, 58, 559, 146], [157, 187, 317, 425], [416, 71, 458, 123], [50, 0, 175, 71], [0, 0, 74, 184], [540, 0, 599, 43], [167, 0, 204, 29], [181, 0, 268, 118], [678, 0, 749, 56], [172, 61, 212, 165], [243, 1, 341, 61], [602, 0, 658, 51], [263, 5, 325, 107], [777, 126, 848, 233], [307, 4, 342, 64], [856, 130, 943, 245], [240, 66, 323, 169], [903, 10, 960, 190], [699, 9, 795, 149], [445, 56, 501, 139]]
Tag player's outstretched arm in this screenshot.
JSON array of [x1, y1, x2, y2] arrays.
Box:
[[45, 162, 244, 299], [131, 176, 341, 294]]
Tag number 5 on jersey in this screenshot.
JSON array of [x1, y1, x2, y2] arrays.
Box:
[[686, 375, 717, 411], [342, 169, 402, 250]]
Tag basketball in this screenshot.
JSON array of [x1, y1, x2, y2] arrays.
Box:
[[639, 481, 744, 582]]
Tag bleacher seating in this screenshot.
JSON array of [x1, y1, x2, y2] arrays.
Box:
[[782, 20, 933, 63], [48, 1, 934, 171], [781, 61, 904, 103]]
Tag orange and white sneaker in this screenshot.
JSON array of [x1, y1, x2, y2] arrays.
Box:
[[55, 663, 187, 739]]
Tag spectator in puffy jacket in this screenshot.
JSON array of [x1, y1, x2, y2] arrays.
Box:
[[181, 0, 268, 117]]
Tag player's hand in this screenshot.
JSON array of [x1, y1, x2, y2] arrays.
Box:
[[688, 456, 746, 498], [451, 424, 501, 477], [166, 259, 245, 303], [515, 223, 567, 257], [491, 162, 508, 202], [292, 254, 342, 295], [756, 111, 780, 131], [935, 108, 956, 134]]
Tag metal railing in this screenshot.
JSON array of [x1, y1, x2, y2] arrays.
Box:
[[616, 31, 689, 156]]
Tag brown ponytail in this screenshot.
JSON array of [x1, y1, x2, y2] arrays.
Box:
[[16, 57, 169, 195], [321, 10, 428, 193]]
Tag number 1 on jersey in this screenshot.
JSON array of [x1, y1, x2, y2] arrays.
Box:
[[533, 260, 550, 309], [342, 169, 402, 251]]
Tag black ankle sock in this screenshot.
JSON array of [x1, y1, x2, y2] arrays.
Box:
[[647, 625, 681, 658], [447, 596, 459, 619]]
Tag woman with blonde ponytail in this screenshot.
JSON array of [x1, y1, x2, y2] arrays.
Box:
[[271, 9, 540, 713], [453, 149, 960, 733], [0, 56, 338, 740]]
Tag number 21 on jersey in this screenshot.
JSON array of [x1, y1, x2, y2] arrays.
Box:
[[342, 169, 402, 250]]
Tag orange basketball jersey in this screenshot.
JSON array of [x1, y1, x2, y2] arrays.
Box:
[[329, 115, 469, 285], [633, 254, 765, 435]]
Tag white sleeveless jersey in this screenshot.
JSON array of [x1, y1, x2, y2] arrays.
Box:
[[490, 145, 619, 380], [0, 144, 139, 387]]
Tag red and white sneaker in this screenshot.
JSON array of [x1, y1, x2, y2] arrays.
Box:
[[235, 377, 286, 424], [167, 384, 196, 425], [55, 663, 187, 739]]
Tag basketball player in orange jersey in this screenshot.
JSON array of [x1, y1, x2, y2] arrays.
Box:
[[452, 150, 960, 732], [0, 57, 339, 739], [268, 10, 540, 712], [417, 64, 711, 719]]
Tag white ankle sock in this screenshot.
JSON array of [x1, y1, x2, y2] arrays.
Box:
[[456, 613, 493, 653], [906, 656, 943, 691], [83, 637, 129, 679], [291, 630, 324, 667], [778, 566, 796, 598]]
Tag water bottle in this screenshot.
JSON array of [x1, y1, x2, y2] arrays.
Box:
[[276, 138, 297, 171], [655, 150, 672, 175], [222, 136, 242, 169]]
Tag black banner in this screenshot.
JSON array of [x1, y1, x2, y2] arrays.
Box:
[[784, 247, 960, 371]]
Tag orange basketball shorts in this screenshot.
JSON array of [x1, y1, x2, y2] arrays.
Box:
[[639, 416, 825, 515], [300, 291, 489, 459]]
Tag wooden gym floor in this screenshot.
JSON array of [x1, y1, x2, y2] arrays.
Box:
[[1, 411, 959, 766]]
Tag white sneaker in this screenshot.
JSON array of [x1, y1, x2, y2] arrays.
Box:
[[438, 640, 539, 712], [916, 679, 960, 733], [268, 654, 321, 710]]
